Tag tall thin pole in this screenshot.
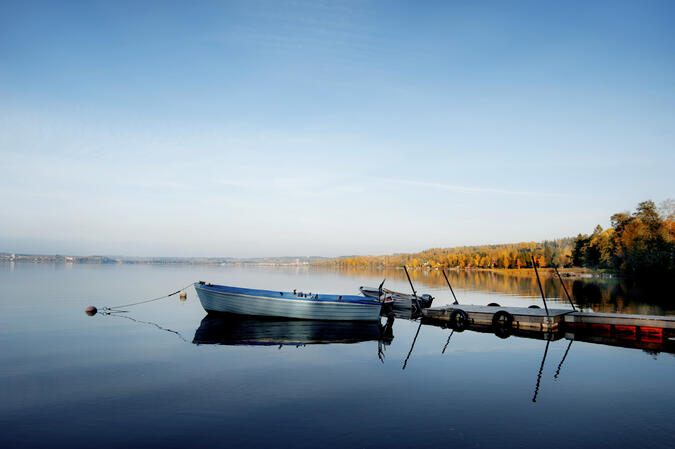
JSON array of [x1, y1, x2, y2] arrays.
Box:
[[531, 253, 550, 317], [403, 265, 423, 312], [553, 266, 576, 311], [442, 269, 459, 305]]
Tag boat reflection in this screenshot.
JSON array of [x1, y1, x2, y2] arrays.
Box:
[[193, 313, 394, 348]]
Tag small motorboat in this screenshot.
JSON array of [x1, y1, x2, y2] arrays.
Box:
[[359, 286, 434, 310], [195, 282, 388, 321]]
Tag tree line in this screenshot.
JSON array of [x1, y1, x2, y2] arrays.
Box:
[[315, 199, 674, 279], [572, 200, 674, 278], [315, 239, 575, 270]]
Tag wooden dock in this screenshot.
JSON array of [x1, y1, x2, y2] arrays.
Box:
[[422, 304, 572, 331], [422, 304, 675, 353], [564, 312, 675, 347], [565, 311, 675, 329], [422, 305, 675, 336]]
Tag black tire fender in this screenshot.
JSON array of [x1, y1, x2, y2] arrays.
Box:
[[449, 309, 469, 332], [492, 310, 514, 328]]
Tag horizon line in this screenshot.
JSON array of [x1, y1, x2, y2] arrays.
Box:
[[0, 236, 576, 261]]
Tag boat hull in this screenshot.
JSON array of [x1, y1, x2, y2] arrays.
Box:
[[196, 284, 382, 321]]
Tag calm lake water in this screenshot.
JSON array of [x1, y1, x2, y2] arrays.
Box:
[[1, 263, 673, 448]]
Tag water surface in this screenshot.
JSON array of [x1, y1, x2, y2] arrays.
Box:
[[1, 263, 673, 448]]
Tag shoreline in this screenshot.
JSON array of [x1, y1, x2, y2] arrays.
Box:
[[0, 258, 620, 278]]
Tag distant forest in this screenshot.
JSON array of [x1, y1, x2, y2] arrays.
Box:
[[316, 200, 675, 279], [572, 200, 674, 278]]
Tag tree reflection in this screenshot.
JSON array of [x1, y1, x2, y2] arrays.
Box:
[[312, 266, 670, 315]]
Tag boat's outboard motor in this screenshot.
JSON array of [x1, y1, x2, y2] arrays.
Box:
[[419, 294, 434, 308]]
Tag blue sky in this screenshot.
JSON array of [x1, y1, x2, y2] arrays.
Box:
[[1, 0, 674, 257]]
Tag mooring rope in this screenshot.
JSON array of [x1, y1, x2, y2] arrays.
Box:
[[98, 282, 196, 314]]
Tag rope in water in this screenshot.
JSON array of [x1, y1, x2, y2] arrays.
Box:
[[99, 282, 196, 313], [106, 313, 190, 343]]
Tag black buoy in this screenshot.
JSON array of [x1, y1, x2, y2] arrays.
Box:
[[85, 306, 97, 316]]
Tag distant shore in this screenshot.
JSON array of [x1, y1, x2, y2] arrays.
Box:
[[405, 266, 618, 277], [0, 253, 326, 266], [1, 252, 620, 278]]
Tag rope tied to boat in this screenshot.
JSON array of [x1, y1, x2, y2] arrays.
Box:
[[86, 282, 196, 315]]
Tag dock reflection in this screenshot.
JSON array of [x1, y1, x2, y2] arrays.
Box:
[[441, 321, 673, 354], [417, 317, 674, 402], [192, 313, 394, 348]]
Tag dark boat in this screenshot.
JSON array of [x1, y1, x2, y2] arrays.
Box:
[[359, 286, 434, 309]]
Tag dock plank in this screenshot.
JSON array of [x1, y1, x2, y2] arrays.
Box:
[[566, 312, 675, 330]]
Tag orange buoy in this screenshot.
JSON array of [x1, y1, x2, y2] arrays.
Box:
[[85, 306, 98, 316]]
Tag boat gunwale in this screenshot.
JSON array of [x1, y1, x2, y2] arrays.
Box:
[[196, 283, 382, 306]]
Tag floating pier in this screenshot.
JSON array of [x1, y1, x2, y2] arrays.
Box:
[[422, 304, 675, 346], [422, 305, 571, 332], [565, 311, 675, 330], [564, 312, 675, 350]]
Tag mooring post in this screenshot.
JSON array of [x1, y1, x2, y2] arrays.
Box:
[[441, 269, 459, 305], [531, 254, 550, 317], [403, 265, 423, 312], [553, 266, 576, 311]]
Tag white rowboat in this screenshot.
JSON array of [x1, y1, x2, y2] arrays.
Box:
[[195, 282, 386, 321]]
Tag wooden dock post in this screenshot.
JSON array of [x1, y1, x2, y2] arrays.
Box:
[[441, 269, 459, 305], [403, 266, 423, 313], [553, 266, 576, 312], [531, 253, 550, 317]]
